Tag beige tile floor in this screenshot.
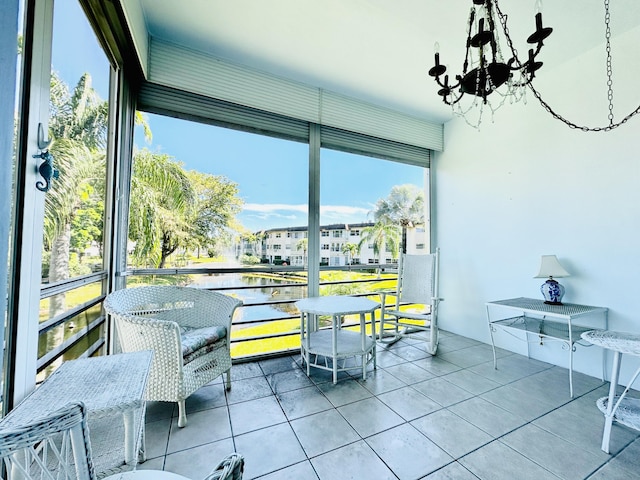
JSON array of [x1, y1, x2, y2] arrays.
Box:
[[140, 331, 640, 479]]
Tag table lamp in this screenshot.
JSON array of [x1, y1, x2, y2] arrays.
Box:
[[534, 255, 570, 305]]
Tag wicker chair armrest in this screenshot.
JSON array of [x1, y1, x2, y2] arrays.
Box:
[[113, 315, 183, 362]]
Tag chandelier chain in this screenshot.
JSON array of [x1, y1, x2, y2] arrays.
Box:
[[604, 0, 614, 126], [494, 0, 640, 132]]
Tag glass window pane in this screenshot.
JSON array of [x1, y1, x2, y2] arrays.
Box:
[[44, 0, 109, 288], [319, 148, 428, 297], [132, 115, 308, 359], [37, 0, 110, 371]]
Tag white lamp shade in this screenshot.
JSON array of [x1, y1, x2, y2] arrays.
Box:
[[534, 255, 570, 278]]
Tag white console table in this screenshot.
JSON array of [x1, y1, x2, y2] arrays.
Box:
[[486, 297, 608, 397], [296, 296, 379, 384]]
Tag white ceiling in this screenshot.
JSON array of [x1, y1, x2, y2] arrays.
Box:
[[137, 0, 640, 124]]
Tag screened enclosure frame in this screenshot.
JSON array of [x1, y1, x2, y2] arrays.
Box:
[[3, 0, 435, 412]]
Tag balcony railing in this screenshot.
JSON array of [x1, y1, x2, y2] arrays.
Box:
[[123, 264, 397, 361], [38, 272, 108, 381], [37, 264, 400, 379]]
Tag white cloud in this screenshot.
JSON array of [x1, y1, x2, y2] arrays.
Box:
[[320, 205, 370, 216], [243, 203, 307, 213], [243, 203, 369, 216], [240, 203, 371, 230]]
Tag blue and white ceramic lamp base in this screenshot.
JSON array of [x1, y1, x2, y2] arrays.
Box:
[[541, 279, 565, 305]]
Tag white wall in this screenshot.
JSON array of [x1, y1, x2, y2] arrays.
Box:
[[433, 25, 640, 383]]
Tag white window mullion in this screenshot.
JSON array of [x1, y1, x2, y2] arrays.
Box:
[[0, 0, 21, 414], [307, 124, 321, 297], [11, 0, 54, 406]]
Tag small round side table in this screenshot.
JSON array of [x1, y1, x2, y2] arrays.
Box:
[[102, 471, 190, 480], [581, 329, 640, 454]]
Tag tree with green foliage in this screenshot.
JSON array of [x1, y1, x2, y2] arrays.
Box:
[[70, 186, 103, 260], [45, 72, 108, 316], [240, 231, 264, 258], [49, 72, 108, 151], [187, 170, 243, 258], [128, 150, 196, 268], [373, 184, 424, 254], [341, 242, 358, 265], [357, 222, 400, 264], [296, 238, 308, 267], [128, 151, 245, 268]]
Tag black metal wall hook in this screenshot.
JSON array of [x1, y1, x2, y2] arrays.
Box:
[[37, 122, 52, 150], [34, 150, 59, 192]]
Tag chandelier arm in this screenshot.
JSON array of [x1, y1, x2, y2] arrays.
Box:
[[433, 77, 462, 90], [444, 94, 466, 106], [463, 7, 476, 73], [528, 42, 545, 61]]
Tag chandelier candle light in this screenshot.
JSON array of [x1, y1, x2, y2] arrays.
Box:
[[534, 255, 570, 305], [429, 0, 552, 127]]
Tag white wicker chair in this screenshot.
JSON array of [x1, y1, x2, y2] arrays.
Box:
[[378, 249, 443, 355], [0, 402, 244, 480], [104, 286, 242, 427]]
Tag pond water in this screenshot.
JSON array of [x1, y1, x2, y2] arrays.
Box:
[[193, 272, 306, 325]]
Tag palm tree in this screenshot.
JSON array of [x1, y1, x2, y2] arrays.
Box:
[[357, 222, 400, 265], [45, 73, 108, 317], [128, 150, 196, 268], [373, 184, 424, 254], [244, 231, 266, 259], [296, 238, 308, 267], [239, 231, 259, 258], [341, 242, 358, 265]]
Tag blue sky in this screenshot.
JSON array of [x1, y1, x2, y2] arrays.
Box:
[[52, 1, 424, 233]]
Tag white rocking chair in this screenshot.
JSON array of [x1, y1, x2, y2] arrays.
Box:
[[378, 248, 442, 355]]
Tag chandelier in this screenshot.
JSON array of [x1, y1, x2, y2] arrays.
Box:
[[428, 0, 552, 127], [429, 0, 640, 131]]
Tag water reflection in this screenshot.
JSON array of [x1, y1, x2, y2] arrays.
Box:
[[38, 306, 102, 381], [194, 272, 306, 324]]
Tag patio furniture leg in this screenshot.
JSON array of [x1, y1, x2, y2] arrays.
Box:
[[333, 314, 338, 384], [123, 409, 136, 464], [178, 400, 187, 428], [361, 313, 367, 380], [602, 351, 621, 453], [139, 424, 147, 462]]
